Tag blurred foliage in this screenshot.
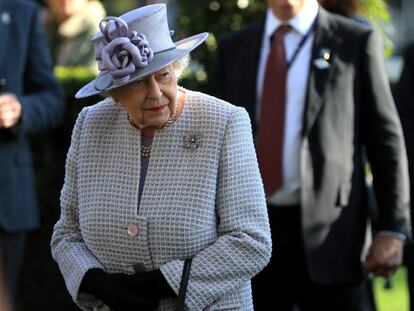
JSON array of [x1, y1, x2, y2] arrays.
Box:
[[55, 66, 96, 97], [374, 267, 410, 311], [55, 0, 391, 94], [357, 0, 392, 56], [54, 66, 100, 123], [175, 0, 392, 93], [100, 0, 142, 16], [176, 0, 266, 93]]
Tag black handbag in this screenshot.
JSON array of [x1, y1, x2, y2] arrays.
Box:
[[175, 258, 192, 311]]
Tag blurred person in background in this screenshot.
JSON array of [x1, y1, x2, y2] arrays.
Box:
[[319, 0, 377, 307], [0, 0, 63, 307], [395, 41, 414, 311], [42, 0, 106, 72], [214, 0, 410, 309], [51, 4, 271, 311]]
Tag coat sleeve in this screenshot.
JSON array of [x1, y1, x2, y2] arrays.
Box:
[[50, 108, 104, 311], [396, 44, 414, 192], [18, 3, 64, 135], [362, 30, 411, 237], [160, 107, 272, 310]]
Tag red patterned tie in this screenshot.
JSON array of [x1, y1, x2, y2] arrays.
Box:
[[257, 25, 291, 197]]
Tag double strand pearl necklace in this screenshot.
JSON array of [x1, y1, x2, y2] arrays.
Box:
[[127, 102, 180, 158]]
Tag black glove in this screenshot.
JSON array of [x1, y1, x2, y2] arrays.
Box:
[[80, 269, 158, 311], [129, 269, 176, 301]]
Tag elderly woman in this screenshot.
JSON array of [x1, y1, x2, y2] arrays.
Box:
[[51, 4, 271, 311]]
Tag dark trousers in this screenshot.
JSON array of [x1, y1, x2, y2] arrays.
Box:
[[405, 242, 414, 311], [409, 267, 414, 311], [0, 231, 26, 304], [252, 205, 376, 311]]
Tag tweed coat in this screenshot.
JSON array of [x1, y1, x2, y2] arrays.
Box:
[[51, 90, 272, 311]]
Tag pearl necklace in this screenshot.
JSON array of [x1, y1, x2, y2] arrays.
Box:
[[127, 102, 180, 157]]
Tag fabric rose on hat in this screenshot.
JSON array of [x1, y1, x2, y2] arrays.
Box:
[[95, 17, 154, 85]]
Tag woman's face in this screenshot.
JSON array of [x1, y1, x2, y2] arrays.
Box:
[[112, 65, 178, 132]]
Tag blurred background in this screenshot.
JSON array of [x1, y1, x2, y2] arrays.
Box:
[[16, 0, 413, 310]]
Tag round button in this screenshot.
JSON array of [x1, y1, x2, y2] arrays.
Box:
[[0, 78, 7, 87], [127, 224, 139, 237]]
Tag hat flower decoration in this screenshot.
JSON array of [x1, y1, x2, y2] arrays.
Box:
[[95, 17, 154, 86], [75, 4, 208, 99]]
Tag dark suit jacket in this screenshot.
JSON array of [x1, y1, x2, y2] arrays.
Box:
[[214, 8, 410, 284], [396, 43, 414, 265], [0, 0, 63, 232]]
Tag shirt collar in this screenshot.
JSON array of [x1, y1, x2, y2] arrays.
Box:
[[264, 0, 319, 40]]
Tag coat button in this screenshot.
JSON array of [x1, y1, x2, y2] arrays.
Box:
[[0, 78, 6, 87], [127, 224, 139, 237], [133, 262, 146, 273]]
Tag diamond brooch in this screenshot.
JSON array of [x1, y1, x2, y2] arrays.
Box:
[[183, 133, 201, 150]]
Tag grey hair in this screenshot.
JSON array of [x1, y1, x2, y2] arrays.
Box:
[[172, 55, 190, 79]]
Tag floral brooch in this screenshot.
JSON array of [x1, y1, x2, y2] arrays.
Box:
[[183, 133, 201, 150]]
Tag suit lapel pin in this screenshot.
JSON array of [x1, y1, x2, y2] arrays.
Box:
[[183, 133, 201, 151], [313, 48, 331, 70], [1, 12, 11, 26], [321, 48, 331, 61]]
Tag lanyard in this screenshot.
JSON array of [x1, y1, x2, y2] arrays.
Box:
[[286, 19, 316, 69]]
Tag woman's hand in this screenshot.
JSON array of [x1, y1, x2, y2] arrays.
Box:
[[128, 269, 176, 300], [80, 269, 159, 311]]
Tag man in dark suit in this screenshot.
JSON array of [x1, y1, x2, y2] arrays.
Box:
[[0, 0, 63, 304], [214, 0, 410, 309], [395, 42, 414, 311]]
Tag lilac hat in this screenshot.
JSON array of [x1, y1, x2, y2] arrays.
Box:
[[75, 4, 208, 98]]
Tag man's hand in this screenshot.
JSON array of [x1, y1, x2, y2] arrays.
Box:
[[0, 93, 22, 128], [365, 235, 403, 277]]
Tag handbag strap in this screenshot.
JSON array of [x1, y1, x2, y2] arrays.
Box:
[[175, 258, 192, 311]]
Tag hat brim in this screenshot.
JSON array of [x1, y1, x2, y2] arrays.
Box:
[[75, 32, 209, 99]]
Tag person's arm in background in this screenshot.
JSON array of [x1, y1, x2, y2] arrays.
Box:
[[395, 43, 414, 265], [0, 2, 63, 137], [362, 30, 411, 277]]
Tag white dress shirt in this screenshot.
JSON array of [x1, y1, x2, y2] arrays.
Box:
[[256, 0, 319, 205]]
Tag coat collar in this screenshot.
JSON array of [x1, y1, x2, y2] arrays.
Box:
[[303, 7, 341, 136], [0, 3, 10, 70]]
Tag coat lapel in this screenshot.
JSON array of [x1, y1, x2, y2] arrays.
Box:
[[246, 20, 265, 127], [111, 105, 141, 211], [0, 3, 11, 71], [303, 8, 341, 136]]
